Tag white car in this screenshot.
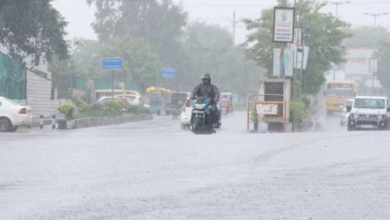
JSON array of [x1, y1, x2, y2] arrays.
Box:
[[180, 99, 193, 130], [0, 97, 33, 132], [97, 94, 142, 106], [340, 99, 354, 126], [347, 96, 390, 131], [115, 94, 142, 106]]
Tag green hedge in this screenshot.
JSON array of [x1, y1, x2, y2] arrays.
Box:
[[289, 101, 306, 123], [58, 103, 75, 120], [127, 105, 151, 115]]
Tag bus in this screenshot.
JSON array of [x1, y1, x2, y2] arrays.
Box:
[[325, 81, 355, 115], [94, 90, 140, 103]]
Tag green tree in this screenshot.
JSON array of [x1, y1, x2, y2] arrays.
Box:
[[175, 22, 262, 98], [343, 26, 390, 47], [99, 35, 163, 91], [242, 0, 351, 95], [48, 39, 100, 78], [0, 0, 69, 65], [374, 39, 390, 93], [86, 0, 187, 66]]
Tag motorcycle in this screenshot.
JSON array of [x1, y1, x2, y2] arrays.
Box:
[[191, 97, 214, 134]]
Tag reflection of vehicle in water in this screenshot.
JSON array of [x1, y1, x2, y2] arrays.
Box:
[[171, 92, 190, 119], [324, 81, 355, 115], [340, 99, 354, 126], [191, 97, 214, 134], [146, 87, 170, 115], [347, 96, 390, 131]]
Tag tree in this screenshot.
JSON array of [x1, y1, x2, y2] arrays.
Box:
[[374, 39, 390, 93], [86, 0, 187, 66], [99, 35, 163, 91], [48, 39, 100, 78], [0, 0, 69, 65], [173, 21, 262, 98], [343, 26, 390, 47], [242, 0, 351, 95]]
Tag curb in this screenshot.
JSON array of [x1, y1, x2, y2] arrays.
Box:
[[58, 114, 153, 130]]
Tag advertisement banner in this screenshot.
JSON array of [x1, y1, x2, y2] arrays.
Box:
[[256, 104, 278, 115], [273, 49, 294, 77], [344, 48, 377, 74], [273, 7, 295, 43]]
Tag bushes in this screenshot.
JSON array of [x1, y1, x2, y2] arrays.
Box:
[[127, 105, 151, 114], [58, 103, 75, 120], [105, 100, 125, 114], [289, 101, 306, 123], [78, 102, 89, 113]]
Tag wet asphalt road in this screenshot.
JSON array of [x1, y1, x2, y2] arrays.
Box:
[[1, 112, 390, 220]]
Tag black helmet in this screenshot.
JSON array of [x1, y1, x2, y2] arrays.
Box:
[[201, 73, 211, 81]]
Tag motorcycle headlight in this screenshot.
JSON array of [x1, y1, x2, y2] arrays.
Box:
[[195, 104, 205, 109]]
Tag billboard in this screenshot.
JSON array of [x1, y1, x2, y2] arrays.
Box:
[[273, 7, 295, 43], [273, 49, 294, 77], [344, 48, 377, 74]]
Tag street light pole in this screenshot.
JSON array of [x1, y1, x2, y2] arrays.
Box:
[[329, 1, 351, 18], [363, 13, 388, 30]]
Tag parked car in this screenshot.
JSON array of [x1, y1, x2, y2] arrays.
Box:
[[115, 94, 142, 106], [180, 98, 193, 130], [347, 96, 390, 131], [0, 96, 33, 132], [340, 99, 354, 126], [90, 97, 129, 110]]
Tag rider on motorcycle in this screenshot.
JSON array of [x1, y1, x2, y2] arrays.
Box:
[[220, 95, 230, 113], [189, 73, 220, 130]]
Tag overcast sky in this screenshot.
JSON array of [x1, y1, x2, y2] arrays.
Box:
[[52, 0, 390, 44]]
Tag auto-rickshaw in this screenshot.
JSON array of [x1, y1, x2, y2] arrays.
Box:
[[146, 87, 170, 115], [220, 92, 235, 113], [170, 92, 190, 119]]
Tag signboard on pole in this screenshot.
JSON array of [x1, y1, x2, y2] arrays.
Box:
[[161, 68, 176, 78], [290, 45, 309, 69], [273, 7, 295, 43], [256, 104, 278, 115], [273, 49, 294, 77], [369, 58, 378, 73], [102, 58, 123, 70]]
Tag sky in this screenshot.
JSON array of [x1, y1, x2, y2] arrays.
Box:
[[52, 0, 390, 45]]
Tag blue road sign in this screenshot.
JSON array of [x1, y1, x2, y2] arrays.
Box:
[[102, 58, 123, 70], [161, 68, 176, 78]]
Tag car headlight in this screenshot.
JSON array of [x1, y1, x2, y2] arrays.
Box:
[[378, 114, 384, 120], [351, 113, 358, 119], [195, 104, 205, 109]]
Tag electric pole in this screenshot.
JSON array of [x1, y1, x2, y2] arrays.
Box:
[[329, 1, 351, 18], [228, 8, 240, 45], [363, 13, 388, 30]]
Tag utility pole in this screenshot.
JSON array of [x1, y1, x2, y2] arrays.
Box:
[[329, 1, 351, 18], [363, 13, 388, 30], [228, 8, 240, 45], [297, 0, 305, 100]]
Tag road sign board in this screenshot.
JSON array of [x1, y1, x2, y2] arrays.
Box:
[[161, 68, 176, 78], [102, 58, 123, 70]]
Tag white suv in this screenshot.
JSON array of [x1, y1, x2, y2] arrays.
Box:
[[347, 96, 390, 131]]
